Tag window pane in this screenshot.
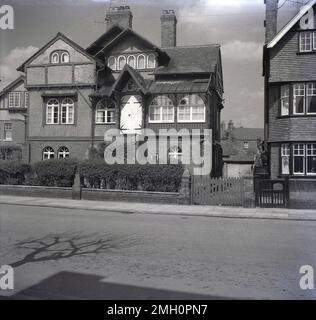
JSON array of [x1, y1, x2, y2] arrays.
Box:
[[108, 57, 116, 70], [162, 106, 173, 121], [107, 111, 115, 123], [314, 32, 316, 50], [118, 56, 126, 70], [293, 84, 305, 114], [147, 54, 155, 68], [127, 56, 135, 68], [293, 144, 305, 174], [149, 106, 161, 121], [281, 144, 290, 175], [178, 106, 190, 121], [137, 55, 145, 69], [307, 83, 316, 114], [280, 85, 289, 116], [294, 156, 304, 174]]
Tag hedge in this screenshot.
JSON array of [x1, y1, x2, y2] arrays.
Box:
[[0, 159, 184, 192], [0, 160, 31, 185], [78, 161, 184, 192]]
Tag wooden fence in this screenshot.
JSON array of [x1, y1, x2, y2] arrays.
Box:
[[192, 176, 244, 206]]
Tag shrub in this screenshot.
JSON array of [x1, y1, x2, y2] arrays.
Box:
[[0, 160, 31, 185], [78, 162, 184, 192], [31, 159, 78, 187]]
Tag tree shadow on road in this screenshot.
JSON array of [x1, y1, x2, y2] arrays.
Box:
[[9, 232, 137, 268]]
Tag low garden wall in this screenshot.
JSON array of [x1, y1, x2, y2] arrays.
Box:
[[289, 179, 316, 209]]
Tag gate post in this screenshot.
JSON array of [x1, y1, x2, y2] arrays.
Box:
[[180, 168, 191, 205], [243, 174, 255, 208], [72, 171, 82, 200]]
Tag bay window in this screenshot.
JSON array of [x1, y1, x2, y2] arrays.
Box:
[[149, 96, 174, 123]]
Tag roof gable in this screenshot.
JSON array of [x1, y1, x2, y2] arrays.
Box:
[[267, 0, 316, 49], [17, 32, 103, 71], [110, 64, 148, 95], [86, 25, 125, 56], [0, 76, 25, 98], [93, 28, 163, 58]]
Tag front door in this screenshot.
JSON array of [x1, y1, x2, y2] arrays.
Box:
[[120, 95, 143, 134]]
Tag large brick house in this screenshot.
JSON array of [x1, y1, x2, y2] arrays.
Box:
[[9, 6, 224, 176], [263, 0, 316, 207], [0, 76, 28, 160]]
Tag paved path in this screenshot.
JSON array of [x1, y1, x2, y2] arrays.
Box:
[[0, 195, 316, 221], [1, 203, 316, 299]]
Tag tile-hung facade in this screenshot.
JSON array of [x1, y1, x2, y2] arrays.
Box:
[[0, 76, 28, 160], [15, 6, 224, 176], [263, 0, 316, 180]]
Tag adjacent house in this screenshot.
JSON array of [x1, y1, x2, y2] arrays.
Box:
[[263, 0, 316, 207], [0, 76, 28, 160], [222, 125, 264, 178], [9, 6, 224, 176]]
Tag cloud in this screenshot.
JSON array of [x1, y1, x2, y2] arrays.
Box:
[[0, 46, 38, 90], [222, 40, 262, 61]]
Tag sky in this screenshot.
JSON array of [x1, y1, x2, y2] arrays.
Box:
[[0, 0, 308, 127]]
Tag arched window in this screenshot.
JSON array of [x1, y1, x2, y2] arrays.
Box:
[[117, 56, 126, 70], [61, 98, 74, 124], [127, 55, 136, 68], [51, 52, 59, 64], [108, 56, 116, 70], [58, 146, 70, 159], [149, 96, 174, 123], [168, 146, 182, 163], [95, 99, 116, 124], [137, 54, 146, 69], [46, 99, 60, 124], [60, 52, 70, 63], [147, 54, 156, 69], [178, 95, 205, 123], [43, 146, 55, 160]]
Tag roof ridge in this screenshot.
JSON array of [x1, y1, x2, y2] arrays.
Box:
[[162, 44, 220, 49]]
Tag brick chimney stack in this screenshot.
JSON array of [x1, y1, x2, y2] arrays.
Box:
[[264, 0, 279, 44], [161, 9, 177, 48], [106, 6, 133, 30]]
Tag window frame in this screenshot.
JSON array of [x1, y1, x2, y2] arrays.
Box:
[[280, 84, 290, 116], [60, 51, 70, 63], [108, 56, 116, 70], [148, 96, 175, 123], [280, 144, 290, 175], [147, 54, 156, 69], [46, 98, 60, 125], [299, 31, 313, 53], [293, 83, 306, 115], [57, 146, 70, 159], [306, 83, 316, 115], [117, 55, 126, 70], [8, 92, 21, 108], [177, 95, 206, 123], [95, 99, 116, 124], [24, 91, 29, 108], [137, 54, 146, 70], [4, 123, 12, 141], [293, 143, 306, 176], [306, 143, 316, 176], [51, 52, 60, 64], [127, 55, 136, 69], [42, 146, 55, 160], [61, 98, 75, 124]]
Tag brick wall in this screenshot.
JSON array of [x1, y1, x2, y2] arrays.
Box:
[[160, 11, 177, 48], [289, 179, 316, 209]]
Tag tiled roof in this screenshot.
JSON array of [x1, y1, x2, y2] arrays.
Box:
[[231, 128, 264, 141], [149, 80, 209, 94], [155, 45, 220, 75], [224, 152, 256, 164]]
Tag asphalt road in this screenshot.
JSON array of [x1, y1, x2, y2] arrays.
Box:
[[1, 204, 316, 300]]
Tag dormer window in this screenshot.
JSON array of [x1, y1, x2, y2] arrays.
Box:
[[50, 51, 70, 64]]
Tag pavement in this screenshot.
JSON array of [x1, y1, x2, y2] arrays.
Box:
[[0, 195, 316, 221]]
